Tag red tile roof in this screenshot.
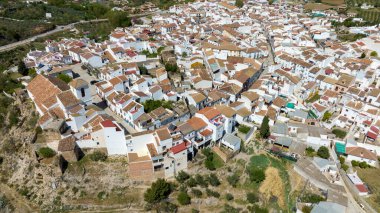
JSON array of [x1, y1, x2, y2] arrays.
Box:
[[170, 141, 188, 154], [355, 184, 368, 193]]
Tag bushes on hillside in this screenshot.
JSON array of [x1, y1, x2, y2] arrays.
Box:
[[89, 151, 107, 162], [38, 147, 56, 158]]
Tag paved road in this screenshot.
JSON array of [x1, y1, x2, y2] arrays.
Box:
[[0, 9, 168, 53], [0, 19, 108, 53]]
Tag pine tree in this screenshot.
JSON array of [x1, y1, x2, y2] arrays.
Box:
[[259, 116, 270, 139]]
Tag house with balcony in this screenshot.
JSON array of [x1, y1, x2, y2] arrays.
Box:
[[195, 107, 225, 142]]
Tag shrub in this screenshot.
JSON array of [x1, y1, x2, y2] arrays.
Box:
[[359, 161, 370, 169], [35, 126, 43, 135], [175, 171, 190, 183], [339, 156, 345, 165], [225, 193, 234, 201], [97, 191, 106, 200], [221, 204, 241, 213], [341, 164, 349, 171], [38, 147, 56, 158], [300, 193, 325, 203], [322, 111, 332, 122], [248, 168, 265, 183], [305, 147, 315, 157], [227, 172, 239, 187], [302, 205, 312, 213], [246, 192, 259, 204], [205, 188, 220, 198], [238, 125, 250, 134], [370, 51, 378, 57], [351, 160, 359, 167], [89, 151, 107, 162], [247, 205, 268, 213], [317, 146, 330, 159], [332, 129, 347, 139], [191, 189, 202, 198], [186, 177, 197, 188], [144, 179, 172, 204], [194, 174, 208, 188], [202, 148, 216, 171], [57, 73, 72, 83], [177, 191, 191, 205], [192, 209, 200, 213], [206, 173, 220, 186]]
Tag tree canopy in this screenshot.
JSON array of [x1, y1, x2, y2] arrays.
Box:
[[317, 146, 330, 159], [235, 0, 244, 8], [144, 179, 172, 204], [259, 116, 270, 138]]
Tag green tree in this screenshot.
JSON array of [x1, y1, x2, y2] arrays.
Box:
[[89, 151, 107, 162], [144, 178, 172, 204], [248, 168, 265, 183], [351, 160, 359, 167], [177, 191, 191, 205], [18, 60, 28, 76], [186, 177, 197, 187], [227, 173, 239, 187], [360, 52, 366, 58], [317, 146, 330, 159], [206, 173, 220, 186], [57, 73, 72, 83], [248, 205, 268, 213], [259, 116, 270, 138], [305, 146, 315, 157], [181, 52, 187, 58], [235, 0, 244, 8], [225, 193, 234, 201], [165, 63, 179, 73], [38, 147, 56, 158], [370, 51, 378, 57], [302, 205, 312, 213], [322, 111, 332, 122], [246, 192, 259, 204], [341, 164, 349, 171], [191, 189, 202, 198], [107, 11, 131, 28], [175, 171, 190, 183]]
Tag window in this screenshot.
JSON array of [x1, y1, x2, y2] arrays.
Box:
[[81, 88, 85, 97]]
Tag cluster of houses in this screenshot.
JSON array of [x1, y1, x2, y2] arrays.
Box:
[[23, 0, 380, 185]]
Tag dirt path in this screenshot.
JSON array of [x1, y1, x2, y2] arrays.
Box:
[[0, 183, 37, 213]]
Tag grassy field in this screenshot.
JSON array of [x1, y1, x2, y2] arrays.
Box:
[[243, 154, 295, 211], [357, 168, 380, 212], [304, 3, 339, 10], [322, 0, 345, 5]]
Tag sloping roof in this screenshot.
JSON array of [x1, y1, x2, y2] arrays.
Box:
[[58, 135, 77, 152], [346, 147, 377, 161], [27, 75, 70, 113]]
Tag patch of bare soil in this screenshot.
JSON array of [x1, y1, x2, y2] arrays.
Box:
[[259, 167, 285, 209]]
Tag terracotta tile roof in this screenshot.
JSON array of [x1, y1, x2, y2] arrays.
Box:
[[190, 93, 206, 103], [346, 147, 377, 161], [27, 75, 69, 113], [214, 105, 236, 118], [187, 117, 207, 131], [69, 78, 88, 89], [58, 135, 77, 152], [56, 90, 80, 108], [170, 141, 188, 154], [197, 107, 221, 120], [156, 128, 171, 141]]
